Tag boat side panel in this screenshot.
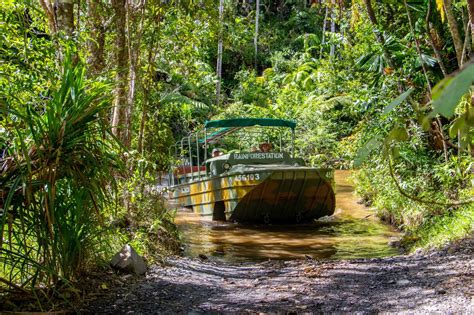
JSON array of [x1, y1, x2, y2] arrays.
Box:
[[168, 172, 270, 217], [229, 169, 335, 223], [168, 168, 335, 223]]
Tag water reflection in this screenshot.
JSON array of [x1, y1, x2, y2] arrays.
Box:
[[174, 170, 400, 262]]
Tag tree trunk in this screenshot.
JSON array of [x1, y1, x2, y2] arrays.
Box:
[[54, 0, 75, 37], [39, 0, 57, 34], [216, 0, 224, 106], [124, 1, 146, 149], [254, 0, 260, 70], [404, 0, 432, 95], [125, 53, 137, 149], [111, 0, 129, 142], [363, 0, 394, 68], [138, 8, 161, 154], [137, 86, 148, 155], [426, 1, 448, 76], [329, 0, 335, 58], [320, 1, 328, 57], [461, 10, 471, 65], [443, 0, 463, 68], [466, 0, 474, 59], [86, 0, 105, 75]]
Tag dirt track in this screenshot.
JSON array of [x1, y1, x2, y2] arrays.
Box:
[[82, 238, 473, 314]]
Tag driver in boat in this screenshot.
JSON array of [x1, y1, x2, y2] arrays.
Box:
[[259, 142, 272, 153], [212, 148, 223, 157]]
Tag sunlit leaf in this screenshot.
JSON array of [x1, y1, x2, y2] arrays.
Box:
[[383, 88, 414, 114], [436, 0, 445, 22], [431, 63, 474, 118], [262, 68, 274, 77], [354, 135, 383, 167], [390, 146, 400, 160], [388, 125, 409, 142], [449, 116, 465, 138]]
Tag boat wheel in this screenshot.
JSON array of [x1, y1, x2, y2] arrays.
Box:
[[295, 212, 302, 223], [263, 213, 271, 225]]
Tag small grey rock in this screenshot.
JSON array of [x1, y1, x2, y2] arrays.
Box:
[[397, 279, 411, 285], [111, 244, 147, 275]]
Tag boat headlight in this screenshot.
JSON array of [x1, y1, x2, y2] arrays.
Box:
[[223, 162, 232, 171]]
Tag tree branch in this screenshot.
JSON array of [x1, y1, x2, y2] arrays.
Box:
[[388, 156, 473, 207]]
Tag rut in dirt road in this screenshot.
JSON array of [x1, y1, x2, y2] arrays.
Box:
[[83, 238, 473, 314]]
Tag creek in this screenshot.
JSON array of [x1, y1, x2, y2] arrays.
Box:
[[174, 170, 400, 262]]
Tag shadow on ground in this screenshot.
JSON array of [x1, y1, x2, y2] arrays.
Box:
[[82, 239, 473, 313]]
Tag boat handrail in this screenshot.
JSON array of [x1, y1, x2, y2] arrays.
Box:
[[169, 119, 298, 186]]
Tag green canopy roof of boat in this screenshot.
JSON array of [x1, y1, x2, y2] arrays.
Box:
[[204, 118, 296, 130]]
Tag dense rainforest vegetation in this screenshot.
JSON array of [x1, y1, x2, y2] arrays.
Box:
[[0, 0, 473, 305]]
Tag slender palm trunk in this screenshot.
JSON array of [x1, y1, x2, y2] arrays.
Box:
[[320, 1, 328, 57], [468, 0, 474, 58], [86, 0, 105, 76], [254, 0, 260, 70], [329, 0, 335, 58], [125, 56, 137, 148], [443, 0, 463, 68], [216, 0, 224, 106], [111, 0, 129, 142], [39, 0, 57, 34], [124, 1, 146, 148], [461, 11, 471, 65], [55, 0, 75, 37], [138, 86, 148, 154], [426, 1, 448, 76]]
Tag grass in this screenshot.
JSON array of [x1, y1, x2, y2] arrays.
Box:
[[1, 51, 121, 291], [353, 152, 473, 250], [410, 204, 474, 250]]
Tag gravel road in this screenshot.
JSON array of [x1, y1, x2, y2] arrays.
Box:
[[82, 237, 473, 314]]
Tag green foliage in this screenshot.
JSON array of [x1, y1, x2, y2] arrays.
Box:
[[0, 1, 56, 106], [111, 153, 180, 261], [355, 152, 473, 249], [212, 0, 472, 250], [383, 88, 414, 115], [232, 69, 274, 106], [412, 204, 474, 249], [1, 55, 121, 288], [431, 63, 474, 119], [0, 0, 472, 303]]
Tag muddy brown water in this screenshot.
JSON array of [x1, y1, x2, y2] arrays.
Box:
[[174, 170, 400, 262]]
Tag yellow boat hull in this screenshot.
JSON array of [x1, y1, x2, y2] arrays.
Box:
[[168, 167, 335, 223]]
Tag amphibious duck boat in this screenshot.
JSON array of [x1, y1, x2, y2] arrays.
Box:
[[167, 118, 335, 223]]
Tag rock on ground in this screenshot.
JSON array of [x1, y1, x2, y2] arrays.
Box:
[[84, 238, 473, 313], [110, 244, 147, 276]]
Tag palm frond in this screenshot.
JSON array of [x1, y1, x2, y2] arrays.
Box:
[[160, 92, 209, 111]]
